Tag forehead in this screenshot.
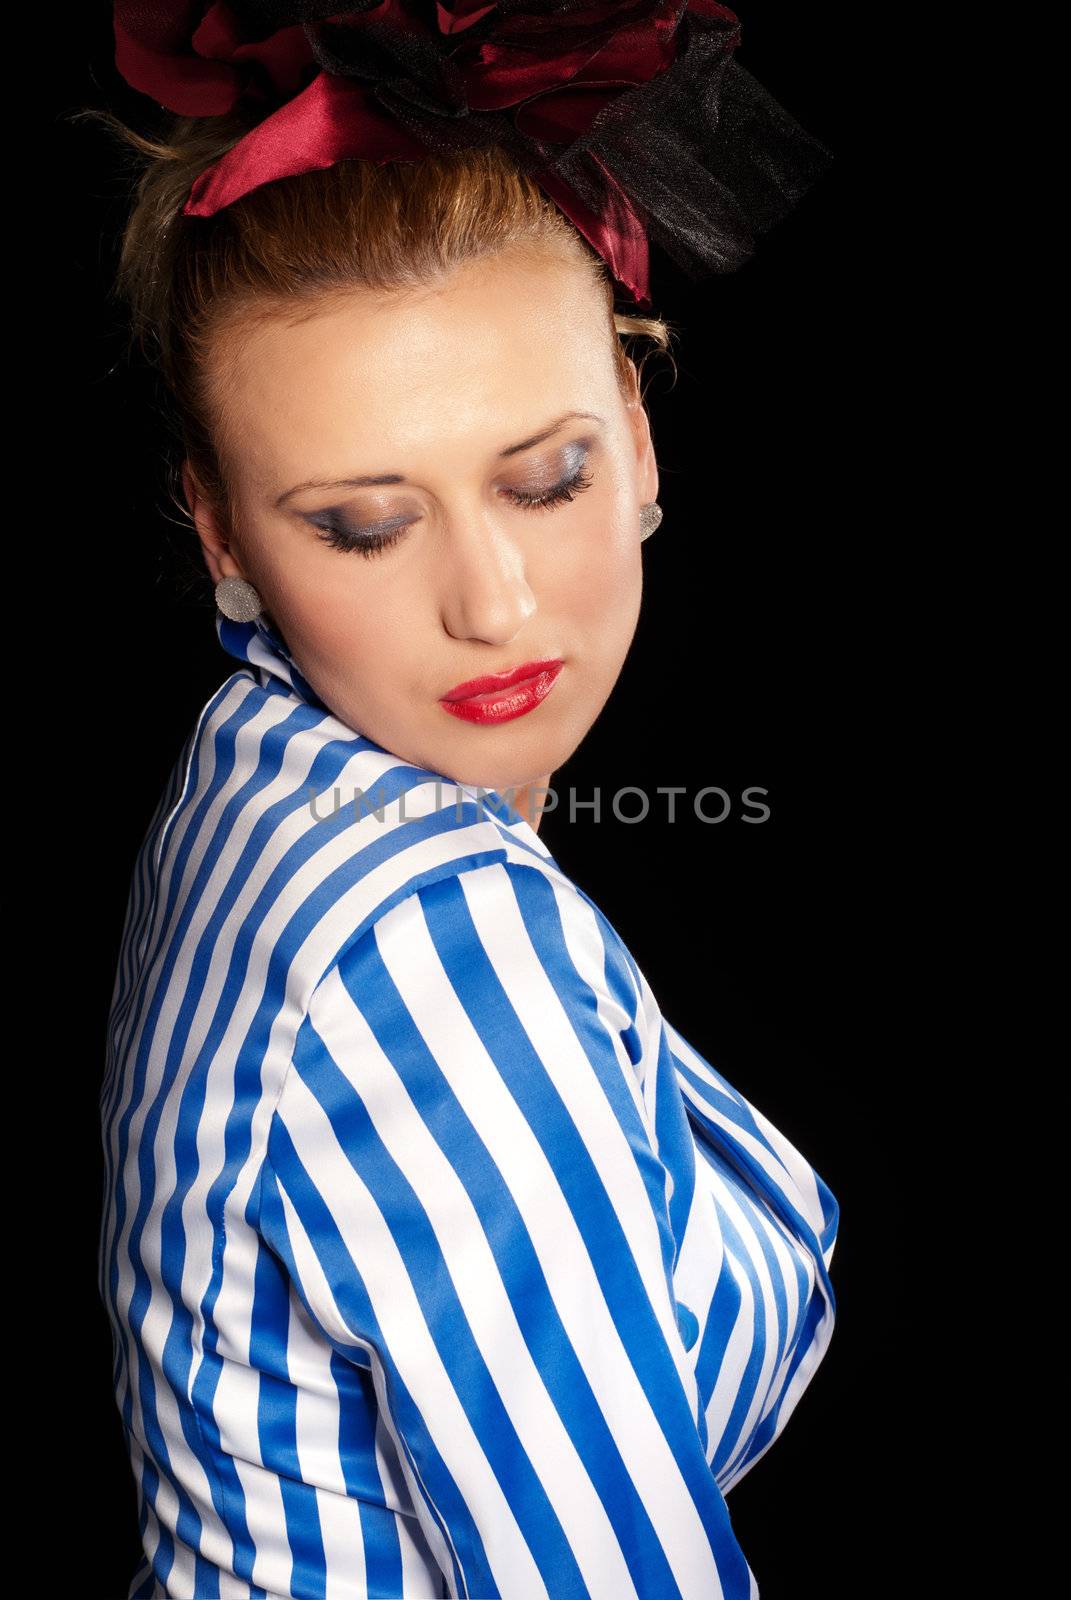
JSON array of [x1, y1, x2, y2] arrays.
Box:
[[212, 250, 614, 484]]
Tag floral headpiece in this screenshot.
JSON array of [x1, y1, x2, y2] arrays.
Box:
[[113, 1, 833, 308]]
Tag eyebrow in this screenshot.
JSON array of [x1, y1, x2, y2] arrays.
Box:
[[274, 410, 605, 507]]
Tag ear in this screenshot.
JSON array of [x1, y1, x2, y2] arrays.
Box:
[[182, 460, 247, 587], [622, 358, 659, 507]]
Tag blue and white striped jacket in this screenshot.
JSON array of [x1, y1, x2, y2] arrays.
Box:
[[100, 609, 839, 1600]]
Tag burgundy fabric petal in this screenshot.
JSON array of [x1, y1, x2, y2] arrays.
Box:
[[184, 69, 428, 215]]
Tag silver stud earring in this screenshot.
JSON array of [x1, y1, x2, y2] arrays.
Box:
[[639, 501, 663, 542], [215, 576, 263, 623]]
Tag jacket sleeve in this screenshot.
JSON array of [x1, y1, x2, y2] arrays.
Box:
[[257, 859, 758, 1600]]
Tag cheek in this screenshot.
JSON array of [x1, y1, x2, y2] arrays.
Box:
[[543, 497, 642, 623], [270, 574, 392, 689]]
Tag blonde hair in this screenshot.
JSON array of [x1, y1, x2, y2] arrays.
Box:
[[81, 106, 677, 540]]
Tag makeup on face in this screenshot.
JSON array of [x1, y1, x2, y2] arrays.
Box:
[[282, 419, 602, 561]]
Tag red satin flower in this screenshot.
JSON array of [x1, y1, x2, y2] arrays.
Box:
[[112, 2, 746, 305]]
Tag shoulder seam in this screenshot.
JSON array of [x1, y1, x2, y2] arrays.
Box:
[[307, 849, 552, 999], [268, 849, 530, 1140]]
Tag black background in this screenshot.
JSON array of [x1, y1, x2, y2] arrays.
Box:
[[46, 6, 935, 1597]]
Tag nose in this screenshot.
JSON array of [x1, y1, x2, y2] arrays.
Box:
[[439, 514, 537, 645]]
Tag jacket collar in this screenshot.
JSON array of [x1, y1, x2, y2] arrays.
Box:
[[215, 609, 327, 709]]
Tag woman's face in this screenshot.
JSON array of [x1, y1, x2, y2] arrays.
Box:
[[188, 246, 658, 798]]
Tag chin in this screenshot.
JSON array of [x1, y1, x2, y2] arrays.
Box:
[[442, 759, 545, 796], [431, 732, 557, 793]]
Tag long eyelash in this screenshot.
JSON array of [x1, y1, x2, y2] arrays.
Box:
[[505, 464, 595, 511], [315, 463, 595, 558], [314, 524, 407, 559]]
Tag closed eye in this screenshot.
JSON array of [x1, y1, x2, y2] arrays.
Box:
[[502, 462, 595, 511], [311, 460, 596, 558]]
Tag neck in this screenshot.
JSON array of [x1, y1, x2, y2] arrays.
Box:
[[510, 774, 553, 834]]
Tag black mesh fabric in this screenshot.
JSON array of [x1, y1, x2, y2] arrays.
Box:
[[557, 35, 834, 279]]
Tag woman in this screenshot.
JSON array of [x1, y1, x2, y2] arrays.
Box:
[[98, 5, 839, 1597]]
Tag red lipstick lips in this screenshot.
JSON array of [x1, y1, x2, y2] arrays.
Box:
[[439, 658, 564, 725]]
